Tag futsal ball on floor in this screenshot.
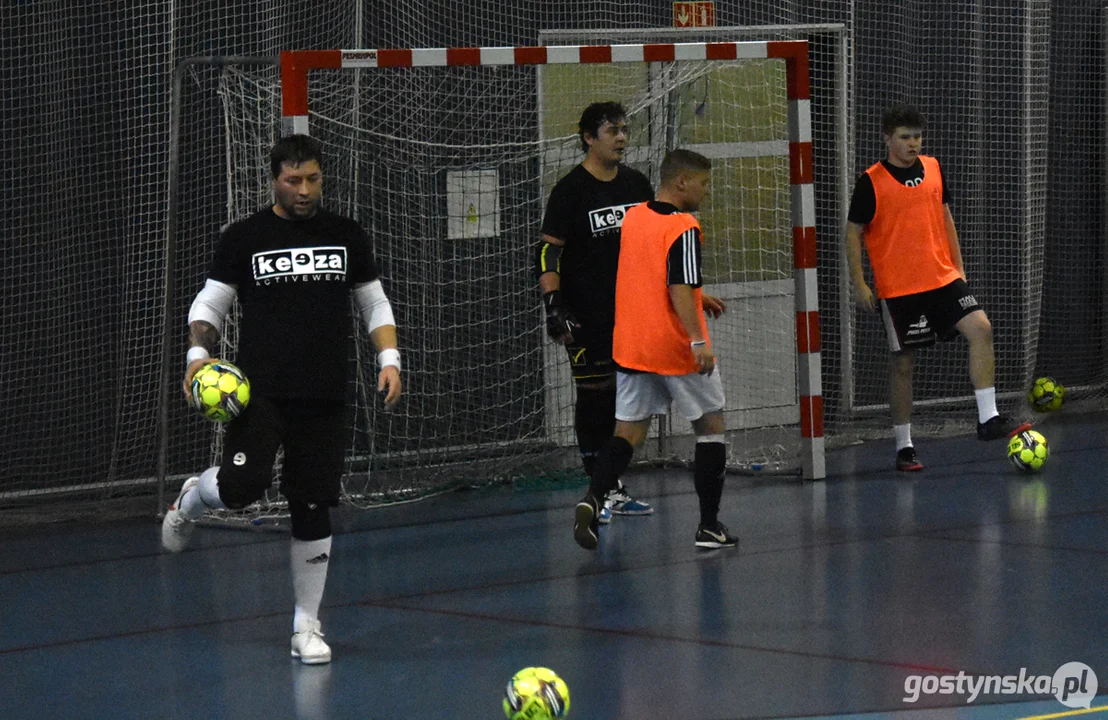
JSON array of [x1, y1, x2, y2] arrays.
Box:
[[1027, 376, 1065, 412], [189, 361, 250, 422], [1008, 429, 1049, 472], [504, 667, 570, 720]]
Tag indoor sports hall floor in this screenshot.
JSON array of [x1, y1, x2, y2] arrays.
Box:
[[3, 411, 1107, 720]]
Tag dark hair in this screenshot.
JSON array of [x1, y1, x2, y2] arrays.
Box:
[[270, 134, 324, 178], [881, 104, 927, 136], [660, 148, 712, 186], [578, 101, 626, 152]]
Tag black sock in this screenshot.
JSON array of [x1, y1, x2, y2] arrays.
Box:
[[575, 384, 616, 477], [694, 441, 727, 526], [590, 436, 634, 500]]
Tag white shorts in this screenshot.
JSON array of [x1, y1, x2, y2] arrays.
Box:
[[615, 367, 726, 422]]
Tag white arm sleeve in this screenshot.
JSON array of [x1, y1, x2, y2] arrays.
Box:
[[353, 279, 396, 333], [188, 279, 237, 332]]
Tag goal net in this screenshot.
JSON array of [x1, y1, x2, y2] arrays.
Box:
[[169, 38, 823, 522]]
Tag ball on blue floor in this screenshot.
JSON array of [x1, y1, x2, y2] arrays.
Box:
[[1008, 429, 1049, 472], [503, 667, 570, 719]]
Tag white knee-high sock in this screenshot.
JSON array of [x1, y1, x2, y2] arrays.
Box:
[[180, 466, 224, 519], [291, 536, 332, 633]]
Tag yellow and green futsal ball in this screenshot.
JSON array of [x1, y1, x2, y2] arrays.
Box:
[[503, 667, 570, 720], [189, 361, 250, 422], [1008, 429, 1049, 472]]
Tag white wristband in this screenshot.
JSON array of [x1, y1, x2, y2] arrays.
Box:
[[377, 348, 401, 371], [187, 346, 211, 365], [690, 340, 707, 349]]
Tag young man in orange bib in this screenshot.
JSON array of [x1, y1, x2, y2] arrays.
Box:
[[846, 104, 1030, 471], [573, 149, 736, 551]]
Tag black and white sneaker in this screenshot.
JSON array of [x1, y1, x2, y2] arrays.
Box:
[[895, 446, 923, 472], [695, 522, 739, 549], [573, 493, 600, 550]]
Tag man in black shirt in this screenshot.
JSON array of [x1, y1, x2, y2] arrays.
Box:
[[161, 135, 402, 664], [537, 102, 723, 522]]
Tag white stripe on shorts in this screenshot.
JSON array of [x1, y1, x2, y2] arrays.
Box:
[[880, 299, 902, 353]]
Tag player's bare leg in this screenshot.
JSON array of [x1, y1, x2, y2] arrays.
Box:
[[957, 311, 1030, 440], [889, 349, 915, 426], [889, 350, 922, 470], [958, 310, 995, 390]]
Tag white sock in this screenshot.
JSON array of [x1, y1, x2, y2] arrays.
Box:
[[894, 424, 912, 451], [180, 466, 224, 519], [292, 536, 332, 633], [975, 387, 998, 424]]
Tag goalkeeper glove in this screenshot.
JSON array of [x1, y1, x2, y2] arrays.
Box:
[[543, 290, 579, 342]]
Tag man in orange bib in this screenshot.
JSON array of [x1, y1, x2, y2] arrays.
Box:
[[572, 149, 737, 551], [846, 104, 1030, 471]]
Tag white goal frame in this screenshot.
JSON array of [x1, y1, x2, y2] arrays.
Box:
[[277, 40, 825, 479]]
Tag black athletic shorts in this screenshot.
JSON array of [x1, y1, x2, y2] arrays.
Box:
[[880, 278, 981, 352], [217, 395, 348, 507], [564, 321, 615, 383]]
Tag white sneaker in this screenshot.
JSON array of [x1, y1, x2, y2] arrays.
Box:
[[161, 476, 200, 553], [291, 620, 332, 665]]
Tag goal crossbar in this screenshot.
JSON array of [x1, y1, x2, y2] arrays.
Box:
[[279, 40, 825, 480]]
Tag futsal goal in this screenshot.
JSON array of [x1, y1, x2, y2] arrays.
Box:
[[161, 37, 826, 522]]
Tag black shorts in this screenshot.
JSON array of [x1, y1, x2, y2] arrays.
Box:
[[217, 395, 348, 507], [564, 321, 615, 383], [880, 278, 982, 352]]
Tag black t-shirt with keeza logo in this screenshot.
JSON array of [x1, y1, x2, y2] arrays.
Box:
[[208, 207, 379, 401], [541, 163, 653, 333]]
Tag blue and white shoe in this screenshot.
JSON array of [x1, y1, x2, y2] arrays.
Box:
[[598, 505, 612, 524], [606, 485, 653, 516]]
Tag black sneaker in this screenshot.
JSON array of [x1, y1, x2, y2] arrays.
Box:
[[977, 415, 1032, 441], [573, 493, 600, 550], [695, 522, 739, 549], [895, 446, 923, 472]]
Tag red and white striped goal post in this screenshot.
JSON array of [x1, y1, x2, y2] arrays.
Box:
[[279, 41, 825, 480]]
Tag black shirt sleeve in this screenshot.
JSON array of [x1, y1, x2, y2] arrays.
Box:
[[540, 177, 574, 242], [348, 220, 380, 284], [666, 226, 703, 288], [847, 172, 876, 225], [936, 160, 952, 205], [208, 222, 246, 285]]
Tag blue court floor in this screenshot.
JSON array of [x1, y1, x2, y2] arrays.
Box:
[[2, 412, 1107, 719]]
